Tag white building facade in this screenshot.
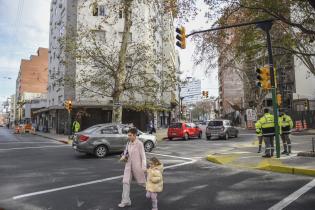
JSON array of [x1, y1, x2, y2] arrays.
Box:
[[47, 0, 177, 133]]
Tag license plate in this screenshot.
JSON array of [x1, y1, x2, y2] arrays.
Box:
[[73, 145, 77, 150], [172, 133, 177, 136]]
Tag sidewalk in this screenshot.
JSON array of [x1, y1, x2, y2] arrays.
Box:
[[206, 134, 315, 177], [34, 131, 70, 144], [292, 128, 315, 136]]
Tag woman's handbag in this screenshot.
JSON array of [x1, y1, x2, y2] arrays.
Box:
[[120, 142, 129, 162]]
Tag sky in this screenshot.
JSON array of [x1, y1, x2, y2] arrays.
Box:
[[0, 0, 218, 105], [0, 0, 51, 103]]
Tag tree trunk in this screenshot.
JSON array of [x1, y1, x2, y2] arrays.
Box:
[[112, 0, 133, 123]]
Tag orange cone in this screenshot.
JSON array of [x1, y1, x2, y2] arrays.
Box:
[[295, 120, 303, 132], [303, 120, 308, 129]]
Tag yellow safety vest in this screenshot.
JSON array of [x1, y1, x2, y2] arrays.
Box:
[[257, 113, 275, 136], [279, 114, 293, 134], [255, 122, 262, 137], [72, 121, 80, 132]]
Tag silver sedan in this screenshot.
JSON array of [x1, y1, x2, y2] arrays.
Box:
[[72, 123, 157, 158]]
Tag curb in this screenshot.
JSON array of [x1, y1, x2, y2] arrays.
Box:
[[33, 132, 70, 144], [206, 154, 315, 177]]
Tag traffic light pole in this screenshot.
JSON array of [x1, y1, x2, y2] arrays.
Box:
[[256, 21, 281, 158]]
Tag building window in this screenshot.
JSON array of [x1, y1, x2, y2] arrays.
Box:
[[119, 9, 123, 19], [99, 5, 106, 16], [94, 30, 106, 43], [92, 3, 106, 16]]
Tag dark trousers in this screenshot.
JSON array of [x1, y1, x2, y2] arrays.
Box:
[[264, 136, 274, 156]]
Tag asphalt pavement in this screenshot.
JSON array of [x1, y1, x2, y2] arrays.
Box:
[[0, 127, 314, 210]]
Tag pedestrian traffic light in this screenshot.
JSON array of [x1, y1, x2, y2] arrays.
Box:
[[277, 94, 282, 106], [175, 26, 186, 49], [256, 66, 271, 90]]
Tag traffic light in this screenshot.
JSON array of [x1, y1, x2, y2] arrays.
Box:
[[304, 100, 309, 110], [175, 26, 186, 49], [256, 66, 271, 90], [277, 94, 282, 106], [64, 100, 69, 110], [205, 91, 208, 98], [68, 100, 72, 112], [202, 91, 205, 96]]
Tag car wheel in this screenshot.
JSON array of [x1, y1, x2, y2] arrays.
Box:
[[234, 132, 238, 138], [198, 132, 202, 139], [224, 133, 229, 140], [184, 133, 189, 141], [94, 145, 108, 158], [144, 140, 154, 152], [206, 136, 211, 140], [168, 137, 173, 141]]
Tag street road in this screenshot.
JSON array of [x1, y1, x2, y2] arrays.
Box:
[[0, 127, 314, 210]]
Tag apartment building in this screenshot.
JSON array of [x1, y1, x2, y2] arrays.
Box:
[[46, 0, 176, 133]]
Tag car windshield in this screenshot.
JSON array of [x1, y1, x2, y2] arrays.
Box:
[[208, 121, 223, 126], [169, 123, 182, 128]]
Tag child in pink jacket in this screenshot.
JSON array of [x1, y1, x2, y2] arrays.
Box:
[[146, 157, 164, 210]]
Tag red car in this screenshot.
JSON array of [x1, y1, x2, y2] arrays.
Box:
[[167, 122, 202, 140]]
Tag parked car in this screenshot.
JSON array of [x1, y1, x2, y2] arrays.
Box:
[[72, 123, 157, 158], [206, 119, 239, 140], [167, 122, 202, 140]]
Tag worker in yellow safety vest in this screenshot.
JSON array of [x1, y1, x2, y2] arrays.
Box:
[[256, 108, 275, 158], [279, 111, 294, 155], [72, 119, 80, 133], [255, 114, 264, 153]]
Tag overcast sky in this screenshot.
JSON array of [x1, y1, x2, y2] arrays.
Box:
[[0, 0, 218, 104]]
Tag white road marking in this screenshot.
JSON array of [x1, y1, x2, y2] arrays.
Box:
[[13, 175, 123, 200], [268, 179, 315, 210], [0, 145, 69, 151], [148, 152, 194, 161], [12, 154, 197, 200], [0, 141, 59, 144]]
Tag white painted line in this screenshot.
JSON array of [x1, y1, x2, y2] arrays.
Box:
[[0, 141, 59, 144], [164, 160, 196, 170], [268, 179, 315, 210], [148, 152, 194, 161], [13, 175, 123, 200], [0, 145, 69, 151], [12, 155, 197, 200]]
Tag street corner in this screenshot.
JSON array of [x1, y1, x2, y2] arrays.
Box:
[[206, 153, 241, 165]]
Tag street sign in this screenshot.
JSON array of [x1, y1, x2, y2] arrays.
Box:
[[114, 102, 122, 107]]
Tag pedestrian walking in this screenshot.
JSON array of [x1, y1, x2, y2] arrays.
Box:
[[256, 108, 275, 158], [255, 115, 264, 153], [146, 157, 164, 210], [118, 127, 147, 208], [279, 111, 294, 155]]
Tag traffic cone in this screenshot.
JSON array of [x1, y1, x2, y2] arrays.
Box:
[[295, 120, 303, 132], [303, 120, 308, 129]]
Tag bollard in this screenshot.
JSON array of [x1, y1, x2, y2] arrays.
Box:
[[312, 137, 315, 153]]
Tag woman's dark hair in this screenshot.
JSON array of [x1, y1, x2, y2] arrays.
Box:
[[128, 127, 138, 135], [150, 157, 161, 166]]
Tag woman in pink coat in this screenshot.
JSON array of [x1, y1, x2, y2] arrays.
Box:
[[118, 127, 147, 208]]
